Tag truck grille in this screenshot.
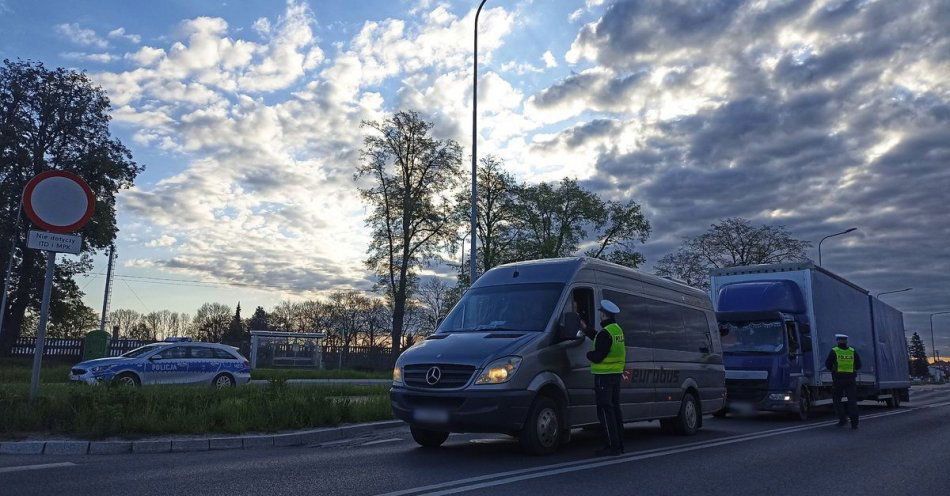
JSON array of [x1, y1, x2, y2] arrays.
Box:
[[403, 364, 475, 389], [726, 379, 769, 402]]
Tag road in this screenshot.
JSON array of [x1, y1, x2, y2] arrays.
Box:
[[2, 385, 949, 496]]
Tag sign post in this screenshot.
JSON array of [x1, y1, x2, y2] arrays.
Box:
[[22, 171, 95, 401]]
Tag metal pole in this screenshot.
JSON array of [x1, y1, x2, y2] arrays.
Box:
[[0, 201, 24, 341], [471, 0, 487, 285], [817, 227, 857, 266], [29, 251, 56, 401], [98, 245, 115, 333]]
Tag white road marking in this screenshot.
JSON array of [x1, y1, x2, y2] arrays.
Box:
[[0, 462, 76, 474], [376, 408, 919, 496], [362, 438, 403, 446]]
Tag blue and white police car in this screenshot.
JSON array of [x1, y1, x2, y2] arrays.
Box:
[[69, 338, 252, 387]]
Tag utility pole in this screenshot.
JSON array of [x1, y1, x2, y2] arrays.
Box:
[[98, 245, 116, 334]]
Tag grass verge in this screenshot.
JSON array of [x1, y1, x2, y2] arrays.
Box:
[[0, 382, 392, 440], [0, 358, 72, 384], [250, 368, 391, 381]]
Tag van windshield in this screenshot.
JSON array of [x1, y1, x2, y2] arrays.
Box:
[[720, 320, 785, 353], [438, 283, 565, 333]]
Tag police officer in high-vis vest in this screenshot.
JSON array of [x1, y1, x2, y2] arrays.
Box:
[[582, 299, 626, 456], [825, 333, 863, 429]]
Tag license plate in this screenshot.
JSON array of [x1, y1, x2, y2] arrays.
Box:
[[414, 408, 449, 424]]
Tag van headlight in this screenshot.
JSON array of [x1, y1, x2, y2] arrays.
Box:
[[393, 366, 403, 384], [475, 356, 522, 385]]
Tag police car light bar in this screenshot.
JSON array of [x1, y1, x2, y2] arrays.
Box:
[[163, 337, 193, 342]]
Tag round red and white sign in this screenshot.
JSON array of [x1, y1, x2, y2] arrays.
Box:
[[22, 171, 96, 234]]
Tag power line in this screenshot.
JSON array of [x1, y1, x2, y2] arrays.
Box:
[[122, 279, 151, 314]]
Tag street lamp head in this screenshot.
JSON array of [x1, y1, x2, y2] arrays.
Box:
[[844, 227, 857, 233]]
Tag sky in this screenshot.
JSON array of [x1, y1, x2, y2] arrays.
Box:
[[1, 0, 949, 351]]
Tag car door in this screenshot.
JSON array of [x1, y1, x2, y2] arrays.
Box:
[[145, 346, 189, 384], [184, 345, 219, 384], [561, 286, 599, 426]]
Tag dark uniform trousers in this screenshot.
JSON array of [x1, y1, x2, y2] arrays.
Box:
[[832, 374, 859, 425], [594, 373, 624, 451]]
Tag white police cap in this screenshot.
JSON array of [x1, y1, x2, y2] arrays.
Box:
[[600, 299, 620, 315], [835, 333, 848, 339]]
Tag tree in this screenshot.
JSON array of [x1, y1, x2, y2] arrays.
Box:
[[416, 277, 453, 334], [109, 309, 142, 337], [247, 306, 269, 331], [585, 199, 651, 268], [355, 110, 462, 359], [190, 303, 231, 342], [222, 303, 247, 346], [0, 59, 142, 354], [460, 155, 520, 272], [510, 179, 603, 259], [655, 217, 812, 289], [908, 332, 930, 378]]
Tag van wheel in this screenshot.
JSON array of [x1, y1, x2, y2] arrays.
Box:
[[668, 393, 700, 436], [519, 396, 562, 455], [410, 426, 449, 448]]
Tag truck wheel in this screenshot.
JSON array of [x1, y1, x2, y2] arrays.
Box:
[[519, 396, 562, 455], [793, 389, 810, 420], [885, 390, 901, 408], [669, 394, 701, 436], [410, 426, 449, 448]]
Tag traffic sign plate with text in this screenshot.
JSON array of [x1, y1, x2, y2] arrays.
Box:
[[27, 230, 83, 254]]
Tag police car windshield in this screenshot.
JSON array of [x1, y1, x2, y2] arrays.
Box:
[[437, 283, 564, 333], [720, 320, 785, 353], [121, 344, 163, 358]]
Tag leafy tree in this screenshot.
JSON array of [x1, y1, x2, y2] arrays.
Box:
[[0, 59, 142, 354], [585, 199, 651, 268], [655, 217, 811, 289], [459, 155, 520, 272], [908, 332, 930, 378], [190, 303, 231, 343], [247, 306, 269, 331], [355, 110, 462, 358]]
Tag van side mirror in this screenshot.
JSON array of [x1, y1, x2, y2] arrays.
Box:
[[559, 312, 581, 341]]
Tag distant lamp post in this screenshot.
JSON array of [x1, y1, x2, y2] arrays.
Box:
[[470, 0, 488, 284], [876, 288, 913, 298], [930, 311, 950, 364], [817, 227, 858, 266]]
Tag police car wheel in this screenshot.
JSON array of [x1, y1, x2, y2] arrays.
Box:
[[519, 396, 562, 455], [213, 373, 235, 388], [114, 373, 139, 387], [410, 426, 449, 448]]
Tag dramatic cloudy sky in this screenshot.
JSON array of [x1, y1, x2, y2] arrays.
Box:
[[1, 0, 948, 349]]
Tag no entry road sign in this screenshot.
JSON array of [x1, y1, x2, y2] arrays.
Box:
[[23, 171, 95, 234]]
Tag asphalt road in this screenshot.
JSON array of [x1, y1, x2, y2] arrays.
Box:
[[3, 385, 949, 496]]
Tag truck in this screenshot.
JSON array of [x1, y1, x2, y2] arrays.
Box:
[[709, 262, 910, 419]]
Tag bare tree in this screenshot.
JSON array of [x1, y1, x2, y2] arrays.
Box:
[[655, 217, 812, 289], [190, 303, 232, 342], [416, 278, 453, 334], [355, 110, 463, 359]]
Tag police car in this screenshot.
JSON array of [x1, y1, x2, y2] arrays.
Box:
[[69, 338, 252, 387]]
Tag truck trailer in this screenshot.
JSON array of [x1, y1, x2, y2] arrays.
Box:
[[709, 262, 910, 419]]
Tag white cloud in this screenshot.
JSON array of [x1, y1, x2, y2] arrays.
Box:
[[568, 8, 584, 23], [542, 50, 557, 68], [56, 23, 108, 49], [145, 235, 178, 247], [61, 52, 118, 63], [108, 27, 142, 44], [127, 46, 165, 66]]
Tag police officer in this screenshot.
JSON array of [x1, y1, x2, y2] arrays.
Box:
[[825, 333, 862, 429], [582, 299, 625, 456]]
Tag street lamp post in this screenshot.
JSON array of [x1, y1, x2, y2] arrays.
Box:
[[471, 0, 487, 285], [876, 288, 913, 298], [930, 311, 950, 364], [817, 227, 857, 266]]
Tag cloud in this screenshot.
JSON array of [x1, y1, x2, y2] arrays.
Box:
[[541, 50, 557, 68], [145, 235, 178, 247], [56, 23, 109, 49], [61, 52, 118, 63], [108, 27, 141, 44]]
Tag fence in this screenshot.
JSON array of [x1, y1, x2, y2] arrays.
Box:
[[322, 345, 393, 371], [9, 337, 154, 361]]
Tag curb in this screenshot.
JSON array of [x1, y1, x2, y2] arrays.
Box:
[[0, 420, 404, 457]]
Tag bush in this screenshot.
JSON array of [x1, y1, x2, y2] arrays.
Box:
[[0, 383, 392, 440]]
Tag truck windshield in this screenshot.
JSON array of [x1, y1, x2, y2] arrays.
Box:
[[720, 320, 785, 353], [438, 283, 564, 333]]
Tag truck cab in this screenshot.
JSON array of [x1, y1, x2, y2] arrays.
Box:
[[715, 281, 814, 418]]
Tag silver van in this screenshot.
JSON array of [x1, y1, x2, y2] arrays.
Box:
[[390, 257, 726, 454]]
